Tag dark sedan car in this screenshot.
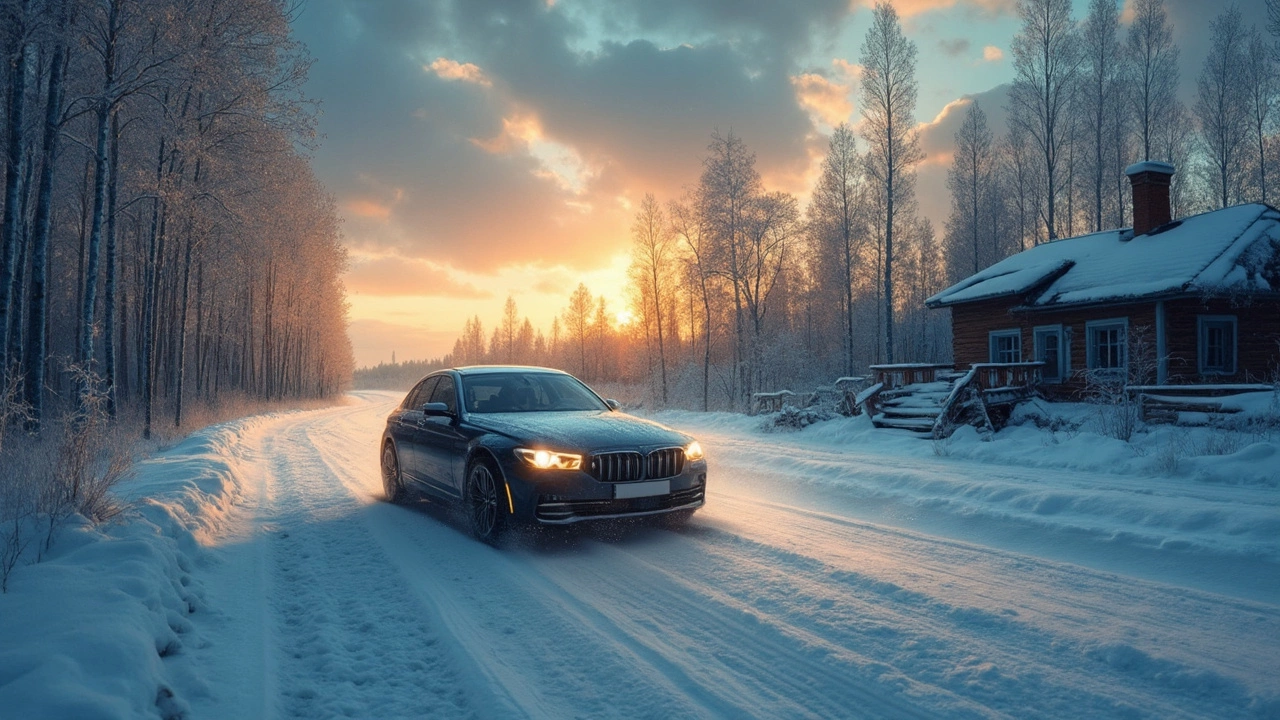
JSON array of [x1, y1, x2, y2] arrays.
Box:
[[380, 366, 708, 544]]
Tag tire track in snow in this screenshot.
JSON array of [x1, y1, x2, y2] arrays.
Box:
[[685, 494, 1279, 719], [249, 403, 476, 720]]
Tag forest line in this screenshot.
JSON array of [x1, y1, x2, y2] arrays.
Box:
[[0, 0, 354, 441]]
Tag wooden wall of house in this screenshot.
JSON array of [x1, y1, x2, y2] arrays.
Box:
[[1164, 297, 1280, 384], [947, 296, 1280, 392]]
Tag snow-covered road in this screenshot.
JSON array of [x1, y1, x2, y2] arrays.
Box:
[[181, 392, 1279, 719]]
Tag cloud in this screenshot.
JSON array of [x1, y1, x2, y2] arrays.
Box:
[[294, 0, 819, 275], [912, 84, 1011, 242], [343, 199, 393, 220], [791, 72, 854, 127], [982, 45, 1004, 62], [832, 58, 863, 80], [593, 0, 852, 59], [470, 111, 542, 154], [345, 254, 491, 299], [938, 38, 971, 56], [427, 57, 492, 87], [887, 0, 1018, 18]]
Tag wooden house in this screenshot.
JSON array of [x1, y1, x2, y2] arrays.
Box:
[[926, 162, 1280, 395]]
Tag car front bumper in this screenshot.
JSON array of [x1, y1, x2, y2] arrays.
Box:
[[499, 459, 707, 525]]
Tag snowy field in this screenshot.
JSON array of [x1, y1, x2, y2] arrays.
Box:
[[0, 391, 1277, 719]]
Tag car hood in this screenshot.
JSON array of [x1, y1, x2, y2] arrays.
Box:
[[466, 411, 688, 452]]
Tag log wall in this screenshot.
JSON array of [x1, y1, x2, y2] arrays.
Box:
[[947, 296, 1280, 395]]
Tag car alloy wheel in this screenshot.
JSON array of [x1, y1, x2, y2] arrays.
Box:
[[467, 461, 504, 544], [382, 444, 405, 503]]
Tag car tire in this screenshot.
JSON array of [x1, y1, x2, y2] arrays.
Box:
[[466, 458, 507, 546], [382, 442, 406, 504]]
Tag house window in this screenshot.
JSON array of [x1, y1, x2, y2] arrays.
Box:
[[1086, 319, 1128, 372], [989, 329, 1022, 364], [1198, 316, 1237, 375], [1034, 325, 1064, 383]]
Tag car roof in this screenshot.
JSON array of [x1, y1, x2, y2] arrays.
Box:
[[450, 365, 570, 376]]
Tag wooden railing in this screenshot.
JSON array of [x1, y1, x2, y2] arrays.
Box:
[[969, 362, 1044, 392], [750, 390, 795, 415], [867, 363, 955, 390]]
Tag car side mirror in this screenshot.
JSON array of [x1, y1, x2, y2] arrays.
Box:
[[421, 402, 452, 417], [605, 399, 620, 411]]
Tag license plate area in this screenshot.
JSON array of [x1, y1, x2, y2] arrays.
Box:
[[613, 479, 670, 499]]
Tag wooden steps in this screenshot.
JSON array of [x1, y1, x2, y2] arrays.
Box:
[[872, 379, 958, 433]]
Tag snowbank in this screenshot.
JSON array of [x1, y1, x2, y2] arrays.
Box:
[[0, 417, 262, 719], [653, 400, 1280, 563]]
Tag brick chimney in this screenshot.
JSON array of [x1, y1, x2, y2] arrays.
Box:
[[1126, 161, 1175, 236]]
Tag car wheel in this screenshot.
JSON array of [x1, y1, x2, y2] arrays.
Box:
[[382, 443, 406, 504], [466, 458, 506, 545]]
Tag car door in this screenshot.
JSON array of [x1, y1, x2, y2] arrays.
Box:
[[418, 373, 467, 498], [394, 376, 438, 488]]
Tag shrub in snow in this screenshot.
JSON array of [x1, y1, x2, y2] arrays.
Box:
[[1084, 325, 1159, 442], [1, 366, 133, 592], [764, 404, 837, 431]]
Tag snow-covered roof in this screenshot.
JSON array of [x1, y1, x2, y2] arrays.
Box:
[[927, 203, 1280, 309]]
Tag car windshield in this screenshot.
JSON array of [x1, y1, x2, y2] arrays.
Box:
[[461, 372, 607, 413]]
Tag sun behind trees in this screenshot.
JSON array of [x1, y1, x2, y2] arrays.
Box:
[[424, 122, 949, 413], [0, 0, 354, 441]]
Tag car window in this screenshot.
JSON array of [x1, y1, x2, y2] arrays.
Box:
[[429, 374, 458, 413], [461, 372, 606, 413], [404, 376, 439, 410]]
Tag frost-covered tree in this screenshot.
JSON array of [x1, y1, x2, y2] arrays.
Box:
[[1195, 6, 1250, 208], [699, 129, 761, 404], [1081, 0, 1123, 232], [1242, 28, 1276, 203], [807, 123, 865, 377], [1009, 0, 1081, 241], [1126, 0, 1179, 162], [628, 193, 674, 404], [859, 1, 921, 364], [946, 101, 996, 278]]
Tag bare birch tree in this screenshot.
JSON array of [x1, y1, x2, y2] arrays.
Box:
[[946, 101, 995, 279], [1126, 0, 1178, 162], [628, 193, 673, 404], [1195, 6, 1250, 208], [1242, 27, 1276, 203], [860, 1, 921, 364], [1081, 0, 1122, 233], [808, 123, 865, 377]]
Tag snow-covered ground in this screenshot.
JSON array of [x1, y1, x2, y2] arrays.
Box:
[[1, 391, 1277, 719]]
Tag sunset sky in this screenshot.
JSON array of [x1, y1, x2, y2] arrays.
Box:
[[290, 0, 1263, 367]]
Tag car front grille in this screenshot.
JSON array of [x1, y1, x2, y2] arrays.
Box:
[[646, 448, 684, 480], [589, 452, 644, 482], [589, 448, 686, 482]]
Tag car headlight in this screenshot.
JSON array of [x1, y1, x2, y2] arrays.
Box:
[[514, 447, 582, 471], [684, 441, 704, 461]]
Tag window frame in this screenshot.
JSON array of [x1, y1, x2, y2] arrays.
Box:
[[1085, 317, 1129, 374], [428, 372, 460, 413], [988, 329, 1023, 364], [403, 376, 440, 410], [1033, 324, 1065, 383], [1197, 315, 1237, 375]]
